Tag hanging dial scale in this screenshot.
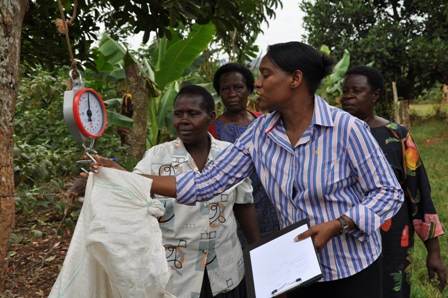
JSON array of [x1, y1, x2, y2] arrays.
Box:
[[63, 70, 107, 162]]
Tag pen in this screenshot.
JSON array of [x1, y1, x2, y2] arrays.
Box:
[[271, 278, 302, 296]]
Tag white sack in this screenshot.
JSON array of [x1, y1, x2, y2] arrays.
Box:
[[49, 167, 174, 298]]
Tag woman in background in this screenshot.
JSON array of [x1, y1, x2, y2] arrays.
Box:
[[209, 63, 279, 246], [341, 65, 446, 296]]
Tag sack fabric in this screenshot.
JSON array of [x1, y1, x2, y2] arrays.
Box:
[[49, 167, 174, 298]]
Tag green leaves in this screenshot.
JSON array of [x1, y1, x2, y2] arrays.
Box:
[[103, 98, 133, 128], [155, 22, 216, 90], [107, 111, 133, 128], [330, 49, 350, 84], [326, 49, 351, 97], [302, 0, 448, 101], [318, 47, 351, 101], [98, 34, 127, 65], [156, 81, 179, 129], [90, 23, 217, 150]]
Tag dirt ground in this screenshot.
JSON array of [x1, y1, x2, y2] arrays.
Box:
[[1, 184, 82, 298], [2, 225, 72, 298]]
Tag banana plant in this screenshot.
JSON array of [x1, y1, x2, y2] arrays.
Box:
[[319, 46, 351, 102], [90, 22, 216, 150]]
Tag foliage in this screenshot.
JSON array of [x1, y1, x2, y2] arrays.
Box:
[[22, 0, 282, 70], [300, 0, 448, 101], [14, 66, 77, 186], [410, 103, 448, 121], [21, 0, 100, 71], [92, 23, 215, 147], [317, 46, 351, 104], [14, 65, 135, 188], [154, 23, 216, 90], [417, 83, 445, 103], [13, 65, 141, 241]]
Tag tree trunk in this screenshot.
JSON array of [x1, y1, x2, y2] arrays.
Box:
[[392, 81, 400, 124], [125, 62, 148, 160], [443, 84, 448, 104], [401, 99, 410, 129], [0, 0, 28, 289]]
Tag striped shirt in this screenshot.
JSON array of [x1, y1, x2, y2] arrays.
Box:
[[176, 95, 404, 281]]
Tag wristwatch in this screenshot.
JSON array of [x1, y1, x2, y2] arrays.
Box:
[[337, 216, 350, 235]]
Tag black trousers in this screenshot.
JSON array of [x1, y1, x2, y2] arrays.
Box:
[[199, 268, 247, 298], [286, 256, 382, 298]]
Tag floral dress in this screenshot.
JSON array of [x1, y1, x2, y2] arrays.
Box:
[[370, 122, 444, 298]]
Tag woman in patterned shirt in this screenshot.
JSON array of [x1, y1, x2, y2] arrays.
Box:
[[341, 65, 446, 297]]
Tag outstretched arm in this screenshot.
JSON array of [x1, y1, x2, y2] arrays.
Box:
[[140, 174, 177, 197], [83, 154, 177, 198]]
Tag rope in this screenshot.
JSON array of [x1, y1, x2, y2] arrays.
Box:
[[56, 0, 79, 79]]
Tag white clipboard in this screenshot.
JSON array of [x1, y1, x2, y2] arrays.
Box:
[[243, 218, 322, 297]]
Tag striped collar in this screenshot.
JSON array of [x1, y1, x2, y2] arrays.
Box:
[[264, 95, 335, 134]]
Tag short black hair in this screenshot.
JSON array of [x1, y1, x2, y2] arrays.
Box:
[[174, 85, 215, 113], [213, 63, 254, 95], [345, 66, 385, 98], [266, 41, 335, 94]]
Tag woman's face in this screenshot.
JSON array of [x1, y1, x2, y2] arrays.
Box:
[[254, 55, 293, 112], [341, 74, 379, 121], [173, 94, 214, 145], [219, 72, 252, 113]]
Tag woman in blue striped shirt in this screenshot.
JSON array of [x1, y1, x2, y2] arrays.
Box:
[[91, 42, 404, 297]]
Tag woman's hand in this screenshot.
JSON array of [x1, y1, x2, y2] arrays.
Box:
[[425, 237, 447, 293], [294, 220, 341, 253], [80, 154, 127, 178]]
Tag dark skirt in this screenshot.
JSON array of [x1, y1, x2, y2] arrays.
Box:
[[286, 256, 383, 298], [200, 269, 247, 298]]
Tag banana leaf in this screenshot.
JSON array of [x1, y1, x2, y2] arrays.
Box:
[[106, 111, 133, 128], [104, 98, 123, 109], [98, 34, 127, 65], [155, 22, 215, 89], [328, 49, 350, 87], [156, 81, 179, 128]]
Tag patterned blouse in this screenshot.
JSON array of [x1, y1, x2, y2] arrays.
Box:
[[371, 122, 444, 296], [372, 122, 444, 241], [133, 135, 253, 298]]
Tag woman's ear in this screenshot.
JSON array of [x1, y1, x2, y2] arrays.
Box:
[[208, 111, 216, 124], [372, 89, 381, 103], [290, 70, 304, 90]]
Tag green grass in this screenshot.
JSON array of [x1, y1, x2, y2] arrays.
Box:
[[409, 118, 448, 298], [410, 104, 437, 118], [410, 103, 448, 119]]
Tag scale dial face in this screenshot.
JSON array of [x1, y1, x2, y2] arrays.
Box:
[[73, 88, 107, 138]]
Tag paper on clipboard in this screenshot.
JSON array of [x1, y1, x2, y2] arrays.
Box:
[[244, 219, 322, 297]]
